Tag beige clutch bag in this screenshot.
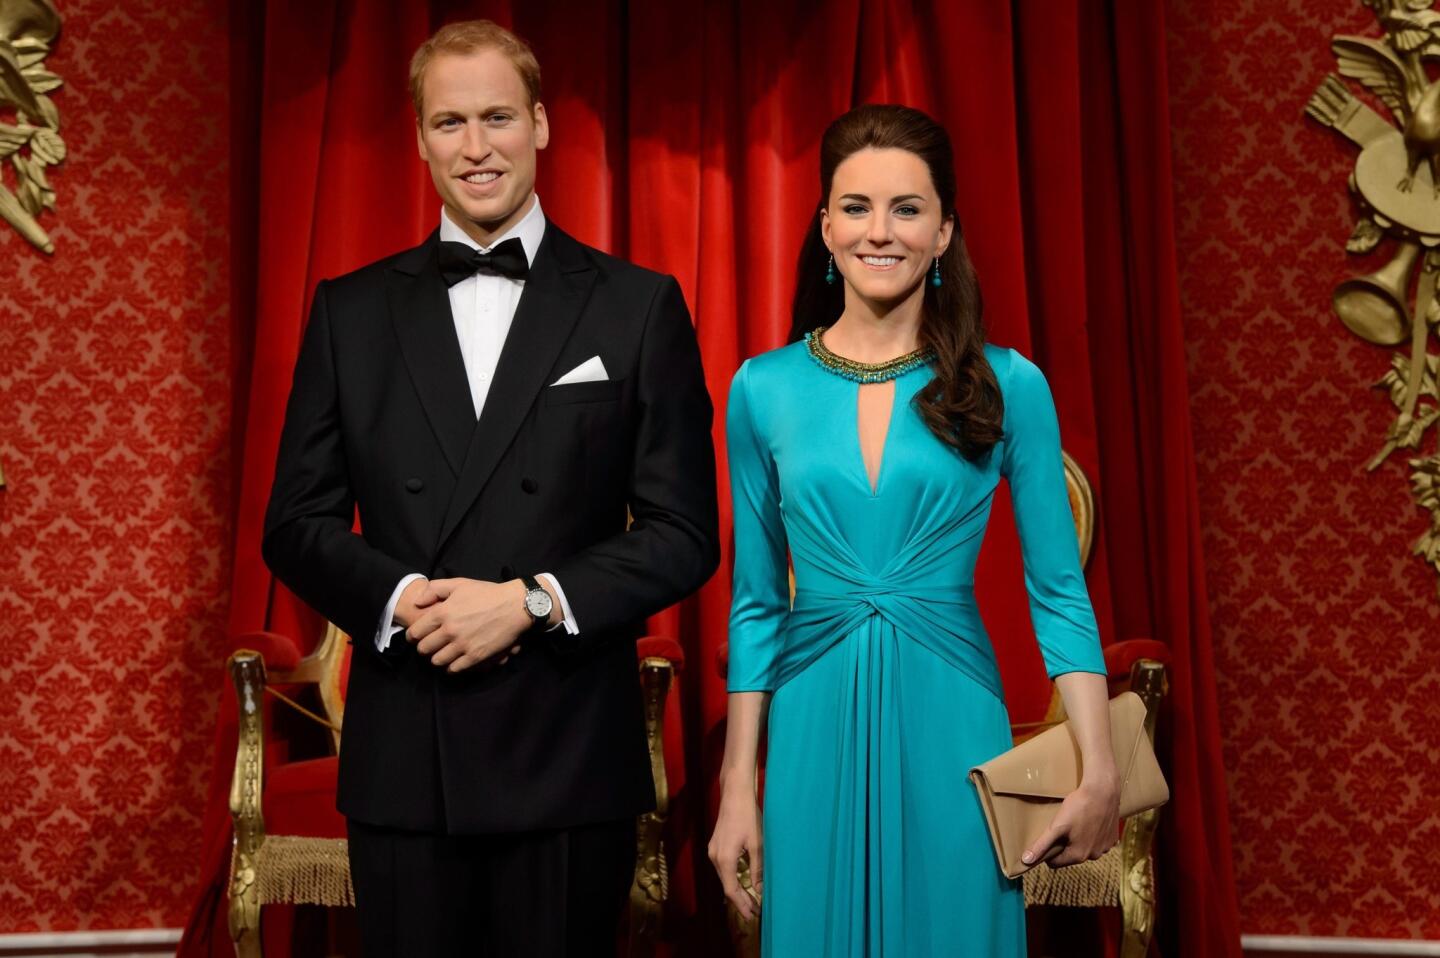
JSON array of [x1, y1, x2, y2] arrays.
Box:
[[968, 691, 1169, 879]]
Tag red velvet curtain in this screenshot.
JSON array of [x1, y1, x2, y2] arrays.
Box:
[[183, 1, 1241, 954]]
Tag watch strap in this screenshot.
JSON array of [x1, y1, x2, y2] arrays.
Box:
[[520, 574, 550, 626]]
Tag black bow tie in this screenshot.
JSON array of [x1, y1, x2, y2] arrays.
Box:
[[438, 237, 530, 286]]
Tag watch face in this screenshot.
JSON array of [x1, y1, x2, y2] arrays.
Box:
[[525, 589, 553, 618]]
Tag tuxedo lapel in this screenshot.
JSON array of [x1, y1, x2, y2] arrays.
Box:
[[435, 224, 597, 555], [387, 231, 476, 476]]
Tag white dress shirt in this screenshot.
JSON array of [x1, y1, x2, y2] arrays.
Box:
[[374, 196, 578, 651]]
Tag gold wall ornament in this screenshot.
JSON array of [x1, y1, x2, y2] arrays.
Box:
[[1306, 0, 1440, 594], [0, 0, 62, 254]]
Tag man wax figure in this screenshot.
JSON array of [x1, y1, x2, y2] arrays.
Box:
[[262, 19, 720, 956]]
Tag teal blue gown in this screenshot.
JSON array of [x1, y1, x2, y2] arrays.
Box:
[[726, 341, 1107, 957]]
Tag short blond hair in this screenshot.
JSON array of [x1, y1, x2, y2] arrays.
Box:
[[408, 20, 541, 119]]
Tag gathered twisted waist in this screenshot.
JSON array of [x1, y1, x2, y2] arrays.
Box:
[[773, 577, 1001, 699], [791, 580, 977, 610]]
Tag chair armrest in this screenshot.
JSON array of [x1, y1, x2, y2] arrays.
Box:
[[229, 630, 302, 672], [638, 634, 685, 670], [636, 635, 681, 821], [1104, 638, 1170, 679]]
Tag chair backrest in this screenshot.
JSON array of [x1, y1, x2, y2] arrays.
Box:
[[266, 621, 349, 752], [1061, 450, 1095, 567], [317, 623, 348, 741]]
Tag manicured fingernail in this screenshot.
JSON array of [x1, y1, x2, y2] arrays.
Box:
[[1022, 852, 1034, 864]]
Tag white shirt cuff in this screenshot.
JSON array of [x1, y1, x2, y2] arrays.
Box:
[[376, 573, 427, 651], [536, 572, 579, 635]]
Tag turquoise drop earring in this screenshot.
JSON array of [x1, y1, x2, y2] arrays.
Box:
[[826, 254, 837, 285], [931, 257, 942, 288]]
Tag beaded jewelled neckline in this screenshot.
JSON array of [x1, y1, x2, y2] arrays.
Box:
[[804, 326, 935, 384]]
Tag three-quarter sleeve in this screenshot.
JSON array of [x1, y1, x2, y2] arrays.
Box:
[[726, 361, 790, 692], [999, 351, 1107, 678]]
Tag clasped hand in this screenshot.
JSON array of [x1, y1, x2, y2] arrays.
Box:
[[1023, 771, 1122, 868], [400, 577, 527, 673]]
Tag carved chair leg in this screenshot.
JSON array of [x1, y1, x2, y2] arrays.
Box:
[[1119, 807, 1159, 958], [1119, 658, 1168, 958], [228, 895, 262, 958], [228, 652, 268, 958], [628, 657, 674, 956], [628, 809, 665, 958]]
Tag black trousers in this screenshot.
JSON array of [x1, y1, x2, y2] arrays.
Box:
[[346, 817, 636, 957]]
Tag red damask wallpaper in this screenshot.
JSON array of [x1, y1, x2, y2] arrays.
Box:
[[0, 0, 230, 932], [1167, 0, 1440, 939]]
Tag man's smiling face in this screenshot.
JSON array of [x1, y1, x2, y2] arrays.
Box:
[[415, 47, 549, 245]]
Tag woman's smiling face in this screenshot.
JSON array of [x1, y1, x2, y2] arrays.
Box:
[[822, 147, 953, 307]]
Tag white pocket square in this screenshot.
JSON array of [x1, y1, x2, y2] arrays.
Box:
[[551, 356, 609, 386]]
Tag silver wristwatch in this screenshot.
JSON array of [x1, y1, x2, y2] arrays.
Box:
[[520, 574, 553, 626]]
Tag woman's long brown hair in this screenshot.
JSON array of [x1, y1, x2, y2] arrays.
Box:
[[789, 104, 1004, 461]]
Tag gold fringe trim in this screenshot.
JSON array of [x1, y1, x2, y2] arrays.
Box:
[[253, 835, 354, 907], [1022, 845, 1122, 907]]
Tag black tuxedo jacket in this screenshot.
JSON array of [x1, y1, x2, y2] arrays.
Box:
[[262, 222, 720, 833]]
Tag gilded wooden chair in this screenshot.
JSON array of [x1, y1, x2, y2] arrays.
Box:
[[1015, 453, 1170, 958], [225, 627, 684, 957], [628, 634, 686, 956], [226, 625, 349, 958], [715, 451, 1171, 958]]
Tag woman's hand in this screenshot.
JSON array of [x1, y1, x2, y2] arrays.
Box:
[[1023, 769, 1121, 868], [708, 783, 764, 920]]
